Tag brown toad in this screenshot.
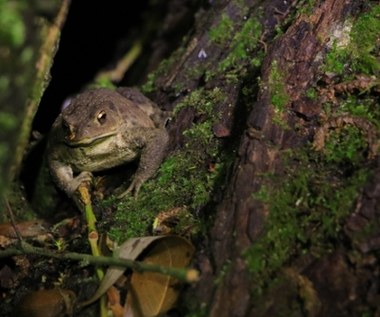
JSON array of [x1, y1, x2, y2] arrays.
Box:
[[47, 87, 170, 198]]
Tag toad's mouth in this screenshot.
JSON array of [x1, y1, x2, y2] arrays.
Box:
[[65, 131, 117, 147]]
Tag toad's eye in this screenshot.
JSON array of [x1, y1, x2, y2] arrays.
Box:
[[97, 110, 107, 124]]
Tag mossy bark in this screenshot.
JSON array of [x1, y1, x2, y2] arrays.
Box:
[[3, 0, 380, 316], [145, 0, 380, 316]]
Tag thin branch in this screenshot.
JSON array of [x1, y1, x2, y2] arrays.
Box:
[[0, 241, 199, 283], [95, 41, 143, 83], [4, 198, 23, 241]]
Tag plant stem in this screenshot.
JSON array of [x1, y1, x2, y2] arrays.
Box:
[[0, 241, 199, 283]]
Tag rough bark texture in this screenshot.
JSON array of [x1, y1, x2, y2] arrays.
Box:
[[3, 0, 380, 316], [209, 1, 355, 316], [210, 1, 350, 317], [147, 0, 380, 316]]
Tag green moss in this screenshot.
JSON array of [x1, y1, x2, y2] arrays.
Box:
[[350, 5, 380, 74], [184, 121, 213, 149], [209, 14, 234, 45], [141, 48, 184, 94], [141, 72, 157, 94], [305, 87, 318, 100], [110, 150, 223, 241], [322, 96, 380, 169], [320, 93, 380, 169], [174, 87, 224, 117], [219, 16, 262, 72], [192, 12, 264, 85], [245, 93, 376, 294], [323, 125, 368, 166], [0, 0, 26, 48], [268, 61, 290, 128], [340, 96, 380, 124], [295, 0, 316, 15], [269, 61, 289, 111], [324, 41, 350, 75], [204, 14, 263, 83], [245, 146, 369, 296], [258, 7, 380, 291], [110, 87, 230, 242], [324, 4, 380, 76]]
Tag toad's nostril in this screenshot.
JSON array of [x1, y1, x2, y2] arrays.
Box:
[[62, 121, 76, 141], [67, 132, 76, 141]]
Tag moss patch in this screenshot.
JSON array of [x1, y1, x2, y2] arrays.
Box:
[[218, 16, 263, 73], [323, 125, 368, 166], [205, 13, 264, 83], [350, 5, 380, 74], [109, 87, 230, 242], [268, 61, 289, 111], [244, 3, 380, 292], [324, 4, 380, 76], [245, 146, 370, 297], [209, 13, 234, 45], [268, 60, 290, 128]]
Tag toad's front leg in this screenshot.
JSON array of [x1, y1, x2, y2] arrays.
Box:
[[48, 159, 93, 198], [118, 128, 169, 198]]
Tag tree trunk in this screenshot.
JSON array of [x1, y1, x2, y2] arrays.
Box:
[[147, 0, 380, 316], [3, 0, 380, 316]]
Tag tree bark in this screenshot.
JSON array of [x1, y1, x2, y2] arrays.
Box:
[[207, 1, 359, 316], [4, 0, 380, 316], [148, 0, 380, 316]]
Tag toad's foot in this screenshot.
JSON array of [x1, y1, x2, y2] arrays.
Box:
[[117, 177, 143, 199], [68, 171, 93, 197]]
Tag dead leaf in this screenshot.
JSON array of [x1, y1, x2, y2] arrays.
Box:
[[80, 236, 194, 308], [107, 286, 125, 317], [153, 207, 197, 236], [0, 219, 49, 238], [13, 289, 76, 317], [0, 219, 51, 247], [125, 236, 195, 317]]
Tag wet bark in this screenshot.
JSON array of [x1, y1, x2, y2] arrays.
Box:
[[3, 0, 379, 316], [209, 1, 355, 316], [148, 0, 380, 316]]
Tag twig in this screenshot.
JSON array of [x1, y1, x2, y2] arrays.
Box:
[[4, 198, 23, 242], [77, 184, 102, 278], [0, 242, 199, 283], [77, 183, 106, 316], [95, 41, 143, 83]]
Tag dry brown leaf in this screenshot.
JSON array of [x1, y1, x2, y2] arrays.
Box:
[[107, 286, 125, 317], [80, 236, 194, 308], [0, 219, 49, 238], [13, 289, 76, 317], [125, 236, 195, 317]]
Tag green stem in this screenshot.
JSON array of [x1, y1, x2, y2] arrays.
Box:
[[1, 241, 198, 283]]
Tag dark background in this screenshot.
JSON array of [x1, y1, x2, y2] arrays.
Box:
[[33, 1, 149, 133]]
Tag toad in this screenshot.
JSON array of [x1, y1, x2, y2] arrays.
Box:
[[47, 87, 170, 198]]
